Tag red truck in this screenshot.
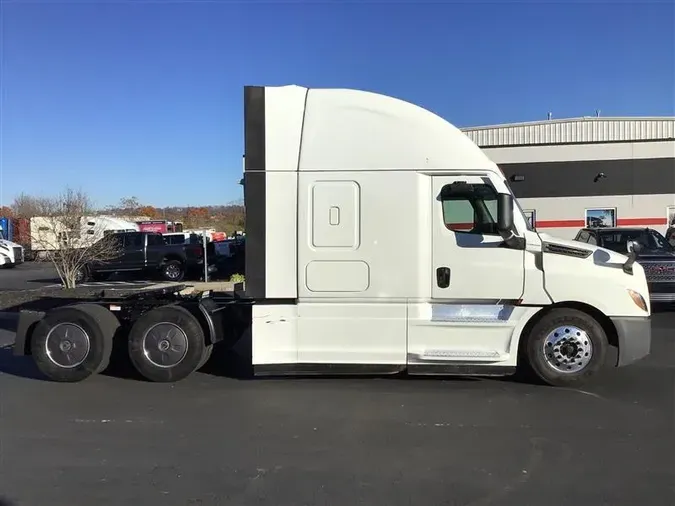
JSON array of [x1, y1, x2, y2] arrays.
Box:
[[136, 220, 184, 234]]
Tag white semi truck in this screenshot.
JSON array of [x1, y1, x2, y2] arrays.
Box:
[[30, 215, 139, 259], [0, 239, 25, 268], [13, 85, 651, 387]]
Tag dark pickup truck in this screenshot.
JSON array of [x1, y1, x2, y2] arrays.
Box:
[[574, 227, 675, 303], [78, 231, 215, 283]]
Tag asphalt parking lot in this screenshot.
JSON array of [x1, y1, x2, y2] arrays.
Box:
[[0, 312, 673, 506], [0, 261, 165, 292], [0, 261, 61, 291]]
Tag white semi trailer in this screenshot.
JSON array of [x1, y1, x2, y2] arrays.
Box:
[[14, 85, 651, 387]]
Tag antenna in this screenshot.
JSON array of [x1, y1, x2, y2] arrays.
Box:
[[595, 109, 601, 117], [547, 112, 552, 120]]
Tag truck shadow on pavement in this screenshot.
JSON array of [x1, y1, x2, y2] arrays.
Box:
[[0, 348, 44, 380]]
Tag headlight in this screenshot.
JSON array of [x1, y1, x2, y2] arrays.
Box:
[[627, 289, 648, 312]]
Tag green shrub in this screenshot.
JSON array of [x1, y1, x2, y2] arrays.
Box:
[[229, 273, 245, 283]]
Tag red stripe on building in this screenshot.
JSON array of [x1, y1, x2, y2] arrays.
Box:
[[446, 217, 669, 231], [616, 217, 668, 226], [537, 217, 668, 228], [535, 219, 585, 228]]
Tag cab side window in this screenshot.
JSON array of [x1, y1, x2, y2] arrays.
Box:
[[125, 234, 144, 248], [586, 234, 597, 245], [147, 234, 165, 246], [576, 231, 590, 243], [441, 183, 499, 235]]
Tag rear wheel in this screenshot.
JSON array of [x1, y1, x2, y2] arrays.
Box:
[[161, 260, 185, 282], [197, 344, 213, 370], [522, 308, 608, 387], [31, 304, 116, 382], [74, 266, 89, 284], [73, 304, 120, 373], [127, 305, 205, 382]]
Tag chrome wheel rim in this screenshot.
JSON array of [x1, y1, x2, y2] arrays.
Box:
[[542, 325, 593, 374], [142, 322, 188, 368], [45, 323, 90, 368], [165, 264, 180, 279]]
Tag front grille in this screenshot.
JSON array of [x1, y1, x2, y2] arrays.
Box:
[[13, 246, 23, 264], [641, 262, 675, 282], [647, 282, 675, 294]]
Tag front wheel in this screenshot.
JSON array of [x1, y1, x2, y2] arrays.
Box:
[[522, 308, 608, 387]]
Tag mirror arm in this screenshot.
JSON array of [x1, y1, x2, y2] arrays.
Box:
[[623, 251, 637, 275], [501, 233, 526, 250]]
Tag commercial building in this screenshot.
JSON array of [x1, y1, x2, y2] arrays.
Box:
[[462, 117, 675, 239]]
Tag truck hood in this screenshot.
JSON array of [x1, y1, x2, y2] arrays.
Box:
[[0, 239, 22, 249], [537, 232, 629, 266], [536, 232, 650, 317]]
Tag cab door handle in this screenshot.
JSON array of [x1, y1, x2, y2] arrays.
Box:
[[436, 267, 450, 288]]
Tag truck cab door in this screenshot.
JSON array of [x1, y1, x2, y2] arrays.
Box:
[[120, 233, 145, 270], [407, 174, 527, 370]]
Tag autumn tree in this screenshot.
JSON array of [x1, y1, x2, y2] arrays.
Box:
[[185, 206, 210, 227], [0, 206, 13, 217], [30, 188, 122, 288], [138, 205, 159, 219]]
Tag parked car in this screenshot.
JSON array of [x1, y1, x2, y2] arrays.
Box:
[[212, 236, 245, 278], [665, 226, 675, 247], [79, 231, 216, 283], [574, 227, 675, 303]]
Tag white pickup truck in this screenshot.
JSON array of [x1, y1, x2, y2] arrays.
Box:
[[0, 239, 25, 268]]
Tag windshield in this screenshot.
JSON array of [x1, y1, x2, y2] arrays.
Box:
[[599, 229, 673, 253]]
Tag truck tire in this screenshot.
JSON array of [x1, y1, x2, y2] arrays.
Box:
[[74, 266, 89, 284], [522, 308, 608, 387], [127, 305, 205, 382], [71, 303, 120, 373], [161, 260, 185, 282], [30, 305, 115, 382], [197, 345, 213, 370]]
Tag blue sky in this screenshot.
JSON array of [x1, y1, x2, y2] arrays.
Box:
[[1, 0, 673, 208]]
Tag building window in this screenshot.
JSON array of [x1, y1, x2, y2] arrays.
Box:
[[585, 208, 616, 228], [523, 209, 536, 229]]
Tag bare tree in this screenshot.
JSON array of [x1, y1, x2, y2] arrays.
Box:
[[12, 193, 48, 218], [119, 196, 140, 214], [30, 188, 122, 289]]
